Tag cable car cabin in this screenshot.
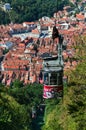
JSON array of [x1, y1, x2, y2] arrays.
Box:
[[42, 61, 63, 99], [42, 62, 63, 99]]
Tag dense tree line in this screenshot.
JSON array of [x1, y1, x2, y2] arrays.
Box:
[[0, 82, 43, 130], [0, 0, 69, 24]]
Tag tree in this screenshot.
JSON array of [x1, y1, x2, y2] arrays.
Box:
[[0, 87, 31, 130], [12, 79, 23, 88], [42, 99, 63, 130]]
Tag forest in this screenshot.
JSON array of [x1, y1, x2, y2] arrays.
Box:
[[0, 34, 86, 130], [0, 0, 70, 24]]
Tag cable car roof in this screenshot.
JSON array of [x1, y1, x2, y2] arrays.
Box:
[[42, 66, 63, 72], [43, 56, 64, 68]]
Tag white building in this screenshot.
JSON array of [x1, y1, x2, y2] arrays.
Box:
[[0, 42, 13, 49], [4, 3, 11, 11]]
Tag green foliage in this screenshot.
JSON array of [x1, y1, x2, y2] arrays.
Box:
[[0, 0, 69, 24], [13, 79, 23, 88], [0, 82, 43, 130], [0, 8, 10, 24], [42, 98, 63, 130], [9, 83, 43, 106], [0, 89, 31, 130]]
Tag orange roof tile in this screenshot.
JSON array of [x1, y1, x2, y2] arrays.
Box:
[[76, 14, 85, 20], [32, 29, 40, 34]]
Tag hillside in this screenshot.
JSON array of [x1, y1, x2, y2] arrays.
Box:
[[0, 0, 69, 24]]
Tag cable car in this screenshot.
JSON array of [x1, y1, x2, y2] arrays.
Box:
[[42, 65, 63, 99], [42, 33, 64, 99]]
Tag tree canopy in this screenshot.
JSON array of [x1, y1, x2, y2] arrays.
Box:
[[0, 82, 43, 130], [0, 0, 69, 24]]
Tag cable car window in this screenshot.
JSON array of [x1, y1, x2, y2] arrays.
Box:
[[44, 73, 49, 85], [49, 72, 63, 85], [58, 76, 62, 85], [57, 72, 63, 85], [50, 73, 57, 85]]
